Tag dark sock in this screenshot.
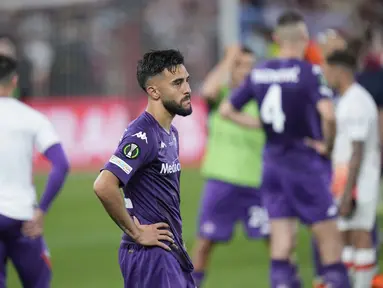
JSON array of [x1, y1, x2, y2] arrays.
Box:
[[270, 260, 293, 288], [322, 262, 351, 288]]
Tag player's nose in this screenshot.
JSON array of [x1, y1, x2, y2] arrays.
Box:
[[183, 82, 191, 94]]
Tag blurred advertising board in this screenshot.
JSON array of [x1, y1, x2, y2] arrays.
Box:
[[27, 97, 207, 172]]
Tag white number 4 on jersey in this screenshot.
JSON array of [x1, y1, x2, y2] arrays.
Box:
[[260, 84, 286, 133]]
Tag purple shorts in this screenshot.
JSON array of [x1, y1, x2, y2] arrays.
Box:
[[0, 214, 51, 288], [119, 243, 195, 288], [197, 179, 269, 242], [262, 162, 337, 225]]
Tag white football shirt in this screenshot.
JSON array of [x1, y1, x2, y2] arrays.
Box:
[[0, 98, 60, 220], [332, 83, 381, 203]]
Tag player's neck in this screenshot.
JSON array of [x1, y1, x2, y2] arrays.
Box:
[[339, 79, 354, 96], [146, 105, 174, 132], [0, 87, 11, 97], [229, 80, 240, 89], [278, 47, 304, 60]]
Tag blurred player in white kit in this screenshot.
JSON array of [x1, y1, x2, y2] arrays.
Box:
[[308, 49, 381, 288], [0, 46, 69, 287]]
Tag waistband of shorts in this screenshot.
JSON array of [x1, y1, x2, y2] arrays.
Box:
[[120, 238, 194, 272]]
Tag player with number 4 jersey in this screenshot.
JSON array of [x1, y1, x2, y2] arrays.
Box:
[[220, 10, 350, 288]]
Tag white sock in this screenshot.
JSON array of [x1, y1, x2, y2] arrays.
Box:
[[354, 248, 376, 288], [342, 246, 355, 280]]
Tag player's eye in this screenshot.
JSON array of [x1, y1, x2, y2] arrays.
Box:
[[173, 79, 183, 86]]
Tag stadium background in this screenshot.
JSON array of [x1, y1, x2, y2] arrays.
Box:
[[1, 0, 383, 287]]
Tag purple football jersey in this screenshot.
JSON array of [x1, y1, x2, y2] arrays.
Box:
[[103, 112, 193, 272], [230, 58, 333, 172]]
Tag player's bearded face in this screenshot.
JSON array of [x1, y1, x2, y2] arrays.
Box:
[[160, 65, 192, 117], [162, 94, 192, 117]]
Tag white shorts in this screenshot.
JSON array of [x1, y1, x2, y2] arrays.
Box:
[[337, 200, 378, 231]]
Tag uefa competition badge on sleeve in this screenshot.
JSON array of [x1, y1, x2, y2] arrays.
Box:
[[123, 143, 140, 159]]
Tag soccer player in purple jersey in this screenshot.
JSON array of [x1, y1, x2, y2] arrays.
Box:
[[93, 50, 196, 288], [0, 51, 69, 287], [220, 11, 351, 288]]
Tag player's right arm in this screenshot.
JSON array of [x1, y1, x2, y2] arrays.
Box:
[[219, 75, 262, 129], [93, 129, 174, 251], [201, 45, 240, 103]]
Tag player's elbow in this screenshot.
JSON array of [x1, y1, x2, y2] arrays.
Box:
[[219, 101, 234, 119], [93, 178, 106, 198], [93, 175, 113, 199], [94, 170, 121, 199], [60, 157, 70, 175], [50, 153, 70, 179]]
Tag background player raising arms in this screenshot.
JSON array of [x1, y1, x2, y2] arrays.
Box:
[[93, 49, 195, 288], [312, 50, 380, 288], [191, 45, 267, 287], [0, 52, 69, 286], [220, 11, 351, 288]]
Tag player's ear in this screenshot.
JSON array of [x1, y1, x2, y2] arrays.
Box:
[[11, 74, 18, 87], [272, 31, 280, 46], [146, 85, 161, 101]]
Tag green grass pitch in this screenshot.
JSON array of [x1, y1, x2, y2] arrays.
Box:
[[6, 170, 383, 287]]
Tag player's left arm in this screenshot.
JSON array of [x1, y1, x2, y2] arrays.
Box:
[[219, 75, 262, 129], [340, 110, 370, 217], [34, 115, 70, 213], [23, 115, 70, 239]]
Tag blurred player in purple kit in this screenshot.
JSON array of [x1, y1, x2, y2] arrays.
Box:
[[0, 50, 69, 287], [191, 45, 268, 287], [220, 11, 351, 288], [94, 49, 195, 288]]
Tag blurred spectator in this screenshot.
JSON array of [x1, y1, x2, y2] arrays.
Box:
[[242, 26, 271, 60], [49, 17, 99, 97], [143, 0, 216, 88], [0, 0, 378, 99], [355, 34, 383, 147], [18, 13, 54, 97], [240, 0, 265, 34]]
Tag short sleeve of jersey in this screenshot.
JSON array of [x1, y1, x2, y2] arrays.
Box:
[[345, 103, 371, 141], [34, 114, 60, 153], [103, 129, 157, 186], [229, 75, 254, 110], [309, 65, 333, 103]]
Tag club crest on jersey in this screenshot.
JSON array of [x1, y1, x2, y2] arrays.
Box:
[[123, 143, 140, 159], [133, 132, 148, 144]]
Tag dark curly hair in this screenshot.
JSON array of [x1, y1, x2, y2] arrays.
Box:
[[136, 49, 185, 92], [277, 10, 304, 27], [326, 50, 357, 71], [0, 55, 17, 83]]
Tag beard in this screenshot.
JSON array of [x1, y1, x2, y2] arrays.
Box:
[[162, 95, 192, 117]]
